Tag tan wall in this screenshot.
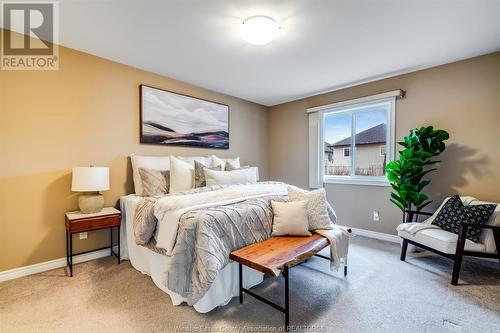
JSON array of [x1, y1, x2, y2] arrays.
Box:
[[268, 52, 500, 235], [0, 31, 268, 271]]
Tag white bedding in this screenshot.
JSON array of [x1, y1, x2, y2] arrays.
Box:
[[120, 194, 264, 313]]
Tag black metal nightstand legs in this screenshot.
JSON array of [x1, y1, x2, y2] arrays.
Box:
[[66, 226, 120, 277], [109, 226, 121, 265], [66, 230, 73, 277], [110, 226, 113, 258], [110, 226, 121, 264], [117, 226, 120, 264]]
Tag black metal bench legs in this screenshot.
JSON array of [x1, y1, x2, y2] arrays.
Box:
[[314, 253, 348, 276], [239, 263, 290, 331], [238, 257, 347, 331]]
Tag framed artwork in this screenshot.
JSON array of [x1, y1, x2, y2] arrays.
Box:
[[140, 84, 229, 149]]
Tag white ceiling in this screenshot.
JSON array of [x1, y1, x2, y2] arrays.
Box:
[[31, 1, 500, 105]]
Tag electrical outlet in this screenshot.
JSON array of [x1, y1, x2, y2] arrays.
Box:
[[373, 210, 380, 222], [79, 232, 88, 240]]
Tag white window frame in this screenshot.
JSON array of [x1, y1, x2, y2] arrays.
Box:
[[319, 97, 395, 186], [343, 148, 350, 157], [380, 145, 386, 157]]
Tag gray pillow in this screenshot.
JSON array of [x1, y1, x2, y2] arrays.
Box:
[[138, 168, 169, 196], [225, 162, 250, 171], [194, 160, 221, 187], [133, 198, 157, 245]]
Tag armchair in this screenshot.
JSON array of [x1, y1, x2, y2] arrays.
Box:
[[398, 197, 500, 285]]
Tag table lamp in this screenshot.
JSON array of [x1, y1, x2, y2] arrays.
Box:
[[72, 166, 110, 213]]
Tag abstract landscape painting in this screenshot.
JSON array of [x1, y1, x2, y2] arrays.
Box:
[[140, 85, 229, 149]]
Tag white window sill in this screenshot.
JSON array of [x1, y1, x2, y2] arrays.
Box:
[[323, 177, 390, 187]]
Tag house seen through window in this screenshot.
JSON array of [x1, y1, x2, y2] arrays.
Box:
[[323, 98, 394, 181]]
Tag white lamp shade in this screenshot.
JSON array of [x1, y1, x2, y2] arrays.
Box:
[[72, 167, 110, 192]]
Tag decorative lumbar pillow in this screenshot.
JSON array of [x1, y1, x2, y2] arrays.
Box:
[[432, 194, 497, 243], [130, 154, 170, 195], [225, 163, 260, 181], [271, 200, 312, 236], [287, 186, 333, 230], [194, 160, 222, 188], [210, 155, 240, 170], [138, 168, 170, 196], [204, 167, 258, 186], [169, 156, 195, 193]]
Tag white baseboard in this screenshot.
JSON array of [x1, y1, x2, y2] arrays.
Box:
[[0, 247, 118, 283], [349, 227, 400, 243], [1, 229, 400, 283]]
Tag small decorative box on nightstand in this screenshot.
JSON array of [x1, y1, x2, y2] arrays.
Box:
[[65, 207, 121, 276]]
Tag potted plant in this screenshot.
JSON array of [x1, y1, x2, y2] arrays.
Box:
[[386, 126, 449, 221]]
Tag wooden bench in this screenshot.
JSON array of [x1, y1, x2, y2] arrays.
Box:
[[229, 231, 350, 330]]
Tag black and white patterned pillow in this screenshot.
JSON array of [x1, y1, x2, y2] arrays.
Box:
[[432, 195, 496, 243]]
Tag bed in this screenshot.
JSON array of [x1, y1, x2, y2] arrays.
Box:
[[119, 183, 287, 313], [119, 155, 347, 313]]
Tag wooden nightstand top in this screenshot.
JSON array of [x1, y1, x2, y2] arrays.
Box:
[[65, 207, 120, 221], [65, 207, 121, 233]]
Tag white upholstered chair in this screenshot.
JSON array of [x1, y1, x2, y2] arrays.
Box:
[[398, 196, 500, 285]]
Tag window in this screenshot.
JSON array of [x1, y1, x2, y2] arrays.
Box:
[[322, 98, 394, 184], [308, 90, 401, 188], [380, 145, 386, 157]]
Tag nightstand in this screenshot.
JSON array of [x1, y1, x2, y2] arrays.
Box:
[[65, 207, 121, 276]]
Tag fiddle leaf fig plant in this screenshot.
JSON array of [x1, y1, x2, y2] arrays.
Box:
[[386, 126, 449, 215]]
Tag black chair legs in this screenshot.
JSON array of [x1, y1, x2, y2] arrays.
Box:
[[451, 256, 462, 286], [400, 239, 408, 261], [451, 225, 467, 286]]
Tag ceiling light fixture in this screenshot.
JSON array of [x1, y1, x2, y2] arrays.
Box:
[[241, 15, 281, 45]]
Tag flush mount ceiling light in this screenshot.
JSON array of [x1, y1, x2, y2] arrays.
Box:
[[241, 15, 282, 45]]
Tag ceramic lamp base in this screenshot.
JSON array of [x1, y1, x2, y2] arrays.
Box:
[[78, 192, 104, 213]]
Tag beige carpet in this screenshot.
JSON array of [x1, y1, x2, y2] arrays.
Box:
[[1, 236, 499, 333]]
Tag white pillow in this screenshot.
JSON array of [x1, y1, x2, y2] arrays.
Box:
[[169, 156, 195, 193], [210, 155, 240, 169], [204, 167, 258, 186], [130, 155, 170, 195], [177, 156, 207, 165], [271, 200, 312, 236], [287, 186, 333, 230]]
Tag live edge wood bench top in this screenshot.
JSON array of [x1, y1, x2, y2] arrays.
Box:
[[229, 233, 330, 277]]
